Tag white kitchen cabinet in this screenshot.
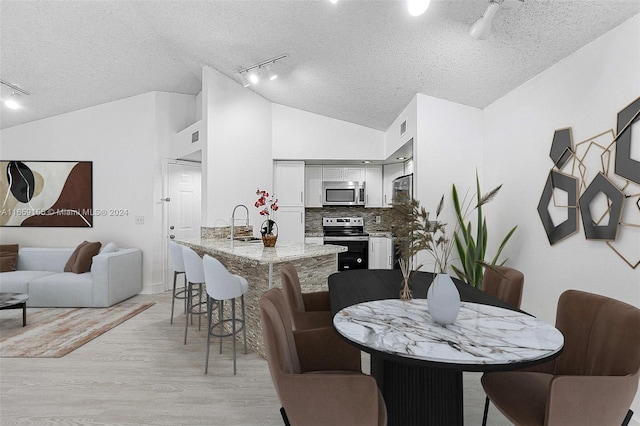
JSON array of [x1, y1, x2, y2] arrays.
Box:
[[304, 236, 324, 245], [275, 161, 305, 207], [322, 166, 364, 182], [275, 207, 305, 244], [369, 236, 392, 269], [305, 165, 323, 207], [383, 162, 405, 206], [364, 165, 383, 208]]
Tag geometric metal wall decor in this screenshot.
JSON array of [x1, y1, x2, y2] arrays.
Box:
[[614, 97, 640, 184], [0, 161, 93, 227], [550, 127, 574, 169], [578, 173, 624, 240], [537, 96, 640, 268], [537, 170, 578, 245]]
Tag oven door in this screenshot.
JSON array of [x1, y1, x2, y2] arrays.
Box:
[[324, 237, 369, 270]]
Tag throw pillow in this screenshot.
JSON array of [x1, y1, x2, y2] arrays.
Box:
[[71, 242, 102, 274], [64, 241, 90, 272], [100, 241, 118, 254], [71, 241, 102, 274], [0, 244, 19, 272]]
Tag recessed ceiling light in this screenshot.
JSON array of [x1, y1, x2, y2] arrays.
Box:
[[397, 157, 406, 160], [363, 160, 371, 164], [407, 0, 430, 17]]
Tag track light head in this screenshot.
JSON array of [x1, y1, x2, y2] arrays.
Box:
[[4, 92, 21, 110], [470, 0, 504, 40]]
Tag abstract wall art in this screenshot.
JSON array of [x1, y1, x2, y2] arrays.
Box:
[[537, 97, 640, 268], [0, 161, 93, 227]]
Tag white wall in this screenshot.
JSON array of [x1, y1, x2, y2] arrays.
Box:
[[0, 91, 197, 293], [272, 103, 385, 161], [484, 15, 640, 420], [384, 94, 417, 158], [413, 94, 484, 273], [201, 66, 273, 232]]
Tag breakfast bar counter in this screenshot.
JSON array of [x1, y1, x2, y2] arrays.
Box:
[[175, 237, 345, 357]]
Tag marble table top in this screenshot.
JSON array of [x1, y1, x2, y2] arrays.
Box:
[[177, 237, 346, 264], [333, 299, 564, 367]]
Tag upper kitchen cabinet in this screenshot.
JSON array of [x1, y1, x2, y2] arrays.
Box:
[[364, 165, 383, 208], [305, 165, 323, 208], [274, 161, 305, 207], [322, 166, 364, 182], [383, 163, 405, 206]]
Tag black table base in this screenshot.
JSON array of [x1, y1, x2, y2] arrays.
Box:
[[372, 356, 463, 426]]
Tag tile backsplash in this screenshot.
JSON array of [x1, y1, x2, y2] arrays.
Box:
[[305, 207, 391, 234]]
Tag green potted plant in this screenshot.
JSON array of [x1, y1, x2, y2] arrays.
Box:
[[451, 172, 518, 289]]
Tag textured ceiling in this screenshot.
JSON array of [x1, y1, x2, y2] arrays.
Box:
[[1, 0, 638, 131]]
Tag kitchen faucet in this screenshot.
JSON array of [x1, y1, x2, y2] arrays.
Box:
[[230, 204, 249, 241]]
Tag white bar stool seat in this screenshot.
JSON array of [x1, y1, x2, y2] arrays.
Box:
[[203, 254, 248, 375], [181, 246, 210, 345], [168, 241, 187, 325]]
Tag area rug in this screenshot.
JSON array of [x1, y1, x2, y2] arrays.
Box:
[[0, 302, 154, 358]]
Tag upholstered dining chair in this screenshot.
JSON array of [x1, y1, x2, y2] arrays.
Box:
[[260, 288, 387, 426], [481, 265, 524, 309], [181, 246, 208, 344], [202, 254, 248, 375], [168, 241, 187, 324], [481, 289, 640, 426], [280, 262, 333, 330]]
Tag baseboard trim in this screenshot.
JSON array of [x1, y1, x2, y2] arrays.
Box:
[[141, 282, 166, 295]]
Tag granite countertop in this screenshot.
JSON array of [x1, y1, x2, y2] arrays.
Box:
[[177, 237, 346, 264]]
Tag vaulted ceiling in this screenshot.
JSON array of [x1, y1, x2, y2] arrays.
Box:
[[1, 0, 638, 131]]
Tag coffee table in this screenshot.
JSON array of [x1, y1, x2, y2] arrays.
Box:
[[0, 292, 29, 326]]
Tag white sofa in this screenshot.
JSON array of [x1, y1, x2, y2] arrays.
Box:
[[0, 247, 142, 307]]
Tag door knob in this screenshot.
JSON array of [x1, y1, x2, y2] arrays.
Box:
[[170, 226, 175, 230], [169, 235, 175, 239]]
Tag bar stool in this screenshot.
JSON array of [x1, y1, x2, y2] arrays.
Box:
[[202, 254, 248, 375], [168, 241, 187, 325], [181, 246, 210, 345]]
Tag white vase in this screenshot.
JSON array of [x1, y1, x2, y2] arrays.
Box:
[[427, 273, 460, 325]]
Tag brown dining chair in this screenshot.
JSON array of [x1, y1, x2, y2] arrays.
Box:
[[481, 265, 524, 309], [280, 262, 333, 330], [260, 288, 387, 426], [481, 289, 640, 426]]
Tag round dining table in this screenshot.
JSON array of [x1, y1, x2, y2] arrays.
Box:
[[329, 269, 564, 426]]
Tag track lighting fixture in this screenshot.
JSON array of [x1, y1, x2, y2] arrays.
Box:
[[470, 0, 523, 40], [407, 0, 431, 17], [0, 79, 30, 110], [237, 54, 288, 88]]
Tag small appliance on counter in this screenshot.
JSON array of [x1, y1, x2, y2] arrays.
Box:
[[322, 217, 369, 270]]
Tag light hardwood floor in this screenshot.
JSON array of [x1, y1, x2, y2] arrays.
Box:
[[0, 291, 510, 425]]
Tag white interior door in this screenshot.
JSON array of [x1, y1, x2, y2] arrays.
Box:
[[165, 162, 201, 290], [167, 162, 202, 241]]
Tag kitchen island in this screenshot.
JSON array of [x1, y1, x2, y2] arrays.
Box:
[[175, 236, 346, 357]]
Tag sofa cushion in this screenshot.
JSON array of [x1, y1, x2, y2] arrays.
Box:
[[0, 270, 57, 294], [100, 242, 118, 254], [28, 272, 94, 307], [0, 244, 19, 272], [64, 241, 101, 273]]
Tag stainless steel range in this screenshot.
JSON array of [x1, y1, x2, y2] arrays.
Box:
[[323, 217, 369, 271]]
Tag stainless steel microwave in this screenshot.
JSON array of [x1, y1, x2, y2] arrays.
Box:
[[322, 181, 366, 206]]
